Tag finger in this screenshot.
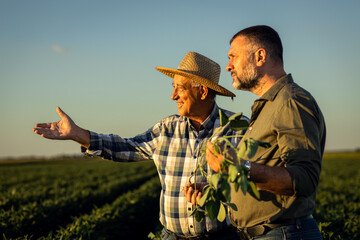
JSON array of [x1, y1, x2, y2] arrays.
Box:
[[56, 106, 68, 119], [185, 187, 193, 203], [196, 191, 202, 205], [34, 123, 52, 128], [191, 190, 198, 205], [184, 185, 188, 196], [33, 129, 55, 139], [33, 128, 49, 135]]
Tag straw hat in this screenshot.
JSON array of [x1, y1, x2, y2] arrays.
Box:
[[156, 52, 236, 98]]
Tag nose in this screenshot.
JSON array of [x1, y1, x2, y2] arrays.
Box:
[[226, 60, 233, 72], [171, 88, 178, 100]]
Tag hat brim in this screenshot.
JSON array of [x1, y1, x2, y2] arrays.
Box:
[[155, 67, 236, 98]]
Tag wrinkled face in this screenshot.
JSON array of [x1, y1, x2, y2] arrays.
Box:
[[226, 36, 261, 91], [171, 75, 202, 119]]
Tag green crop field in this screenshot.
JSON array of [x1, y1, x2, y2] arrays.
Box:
[[0, 152, 359, 240], [314, 152, 360, 240], [0, 157, 161, 239]]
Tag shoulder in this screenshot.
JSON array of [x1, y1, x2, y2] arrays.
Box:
[[159, 114, 181, 122], [157, 114, 185, 127], [278, 81, 314, 102], [273, 81, 318, 113], [273, 81, 324, 124]]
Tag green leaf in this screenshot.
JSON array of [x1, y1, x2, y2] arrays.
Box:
[[237, 142, 247, 159], [220, 181, 231, 202], [199, 187, 211, 207], [147, 232, 156, 239], [239, 173, 248, 195], [219, 109, 229, 126], [191, 208, 205, 223], [228, 164, 239, 182], [245, 138, 259, 159], [202, 183, 211, 192], [190, 208, 197, 217], [228, 112, 243, 121], [224, 202, 238, 211], [234, 182, 240, 192], [229, 119, 249, 131], [210, 173, 222, 189], [195, 208, 205, 222], [217, 202, 226, 222], [206, 200, 220, 221], [248, 181, 260, 199], [216, 189, 227, 202]]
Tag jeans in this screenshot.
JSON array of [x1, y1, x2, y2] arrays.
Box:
[[161, 217, 322, 240], [161, 226, 239, 240], [253, 217, 322, 240]]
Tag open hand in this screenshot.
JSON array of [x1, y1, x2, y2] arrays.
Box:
[[33, 107, 76, 140]]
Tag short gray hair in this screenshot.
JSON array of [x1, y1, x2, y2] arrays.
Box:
[[190, 80, 216, 100], [190, 79, 201, 88]]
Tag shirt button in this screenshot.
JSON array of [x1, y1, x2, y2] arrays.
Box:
[[190, 225, 193, 228], [188, 207, 192, 211]]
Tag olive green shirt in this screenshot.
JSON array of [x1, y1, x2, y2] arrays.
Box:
[[229, 74, 326, 227]]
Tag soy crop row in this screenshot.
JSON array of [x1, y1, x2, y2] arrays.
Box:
[[314, 152, 360, 240], [1, 152, 359, 240], [1, 158, 160, 239]]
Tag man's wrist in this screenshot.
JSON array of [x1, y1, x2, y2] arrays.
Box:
[[74, 128, 90, 148]]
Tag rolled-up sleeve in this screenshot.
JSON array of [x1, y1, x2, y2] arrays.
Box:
[[81, 123, 162, 162], [276, 97, 325, 197]]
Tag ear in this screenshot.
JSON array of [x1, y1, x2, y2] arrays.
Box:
[[200, 85, 208, 100], [255, 48, 266, 67]]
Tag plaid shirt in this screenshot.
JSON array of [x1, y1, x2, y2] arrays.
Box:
[[83, 104, 248, 237]]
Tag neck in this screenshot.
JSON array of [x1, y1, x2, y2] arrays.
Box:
[[252, 68, 286, 97], [189, 101, 215, 132], [190, 119, 202, 133]]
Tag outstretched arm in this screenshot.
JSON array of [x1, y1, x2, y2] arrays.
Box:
[[33, 107, 90, 148]]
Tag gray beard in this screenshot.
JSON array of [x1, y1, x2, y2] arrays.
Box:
[[233, 76, 260, 91], [232, 63, 261, 91]]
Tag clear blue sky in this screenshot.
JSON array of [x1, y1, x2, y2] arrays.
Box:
[[1, 0, 359, 158]]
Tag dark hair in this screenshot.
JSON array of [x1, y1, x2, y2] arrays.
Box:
[[230, 25, 283, 65]]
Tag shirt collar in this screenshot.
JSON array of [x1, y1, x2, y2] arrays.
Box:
[[201, 104, 219, 131], [260, 74, 293, 101]]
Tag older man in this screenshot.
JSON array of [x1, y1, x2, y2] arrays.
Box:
[[205, 26, 326, 239], [33, 52, 247, 239]]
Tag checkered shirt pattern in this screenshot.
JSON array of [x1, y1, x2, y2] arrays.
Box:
[[83, 105, 248, 237]]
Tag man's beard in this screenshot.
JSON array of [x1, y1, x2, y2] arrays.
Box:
[[232, 61, 261, 91]]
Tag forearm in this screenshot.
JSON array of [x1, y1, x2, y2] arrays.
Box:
[[243, 160, 294, 196], [72, 126, 90, 149], [82, 130, 155, 162]]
